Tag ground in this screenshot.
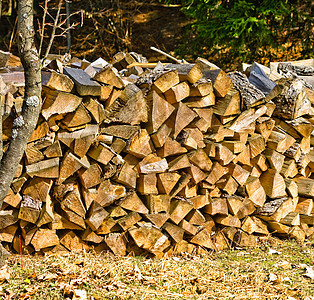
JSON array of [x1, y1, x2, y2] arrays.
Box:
[[0, 238, 313, 299]]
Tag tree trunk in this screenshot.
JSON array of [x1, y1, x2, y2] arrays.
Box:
[[0, 0, 41, 206]]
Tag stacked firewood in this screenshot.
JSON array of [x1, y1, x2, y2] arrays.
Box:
[[0, 50, 314, 257]]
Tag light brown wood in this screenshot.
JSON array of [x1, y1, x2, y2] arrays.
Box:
[[245, 176, 266, 207], [205, 162, 228, 185], [117, 212, 142, 231], [173, 102, 197, 138], [31, 229, 59, 251], [128, 129, 154, 158], [203, 198, 228, 216], [170, 199, 194, 224], [260, 169, 287, 199], [0, 210, 18, 229], [163, 222, 185, 243], [42, 87, 82, 120], [203, 68, 233, 98], [26, 158, 59, 178], [129, 224, 170, 255], [188, 149, 212, 171], [215, 214, 241, 228], [157, 137, 187, 157], [168, 154, 191, 172], [88, 143, 115, 165], [164, 81, 190, 103], [190, 228, 216, 249], [157, 172, 181, 194], [118, 191, 149, 214], [58, 152, 87, 184], [93, 64, 125, 89], [78, 162, 102, 189], [152, 70, 180, 93], [145, 194, 171, 214], [295, 198, 313, 215], [105, 233, 127, 256], [146, 91, 175, 133], [23, 177, 53, 202], [97, 180, 126, 207]]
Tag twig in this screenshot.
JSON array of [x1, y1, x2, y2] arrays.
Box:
[[8, 16, 18, 52], [38, 0, 49, 57], [150, 46, 183, 64], [44, 0, 62, 60]]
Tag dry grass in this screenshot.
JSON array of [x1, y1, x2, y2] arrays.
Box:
[[1, 238, 313, 299]]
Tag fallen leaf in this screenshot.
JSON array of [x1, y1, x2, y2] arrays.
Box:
[[275, 260, 292, 269], [0, 265, 10, 282], [37, 272, 58, 281], [304, 265, 314, 280], [134, 264, 143, 281], [73, 289, 87, 300], [268, 248, 281, 255], [269, 273, 281, 283]]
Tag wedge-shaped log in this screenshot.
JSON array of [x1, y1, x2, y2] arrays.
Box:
[[152, 70, 180, 93], [173, 102, 197, 138], [26, 158, 59, 178], [114, 162, 137, 188], [203, 198, 228, 216], [241, 216, 268, 235], [105, 233, 127, 256], [164, 81, 190, 103], [245, 176, 266, 207], [151, 123, 172, 148], [44, 140, 62, 158], [188, 149, 212, 171], [157, 172, 181, 194], [117, 212, 142, 231], [214, 89, 240, 116], [170, 199, 194, 224], [93, 64, 125, 88], [190, 228, 215, 250], [267, 131, 296, 153], [215, 214, 241, 228], [41, 69, 74, 92], [190, 78, 213, 97], [157, 137, 187, 157], [88, 142, 115, 165], [0, 210, 18, 229], [118, 191, 149, 214], [260, 169, 287, 199], [145, 194, 171, 214], [128, 129, 154, 158], [129, 223, 170, 255], [31, 229, 59, 252], [97, 180, 126, 207], [58, 153, 87, 184], [203, 68, 233, 98], [146, 91, 175, 133], [163, 222, 184, 243], [168, 154, 191, 172], [42, 87, 82, 120], [137, 174, 158, 195], [295, 198, 313, 215], [78, 162, 102, 189], [62, 104, 91, 128]]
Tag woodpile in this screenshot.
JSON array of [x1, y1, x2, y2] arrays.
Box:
[[0, 50, 314, 256]]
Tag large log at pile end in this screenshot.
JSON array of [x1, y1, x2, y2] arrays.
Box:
[[0, 52, 314, 256]]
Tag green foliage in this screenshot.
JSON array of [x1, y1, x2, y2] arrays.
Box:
[[162, 0, 314, 67]]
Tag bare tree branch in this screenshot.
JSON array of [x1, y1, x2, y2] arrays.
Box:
[[38, 0, 49, 57], [44, 0, 62, 60]]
